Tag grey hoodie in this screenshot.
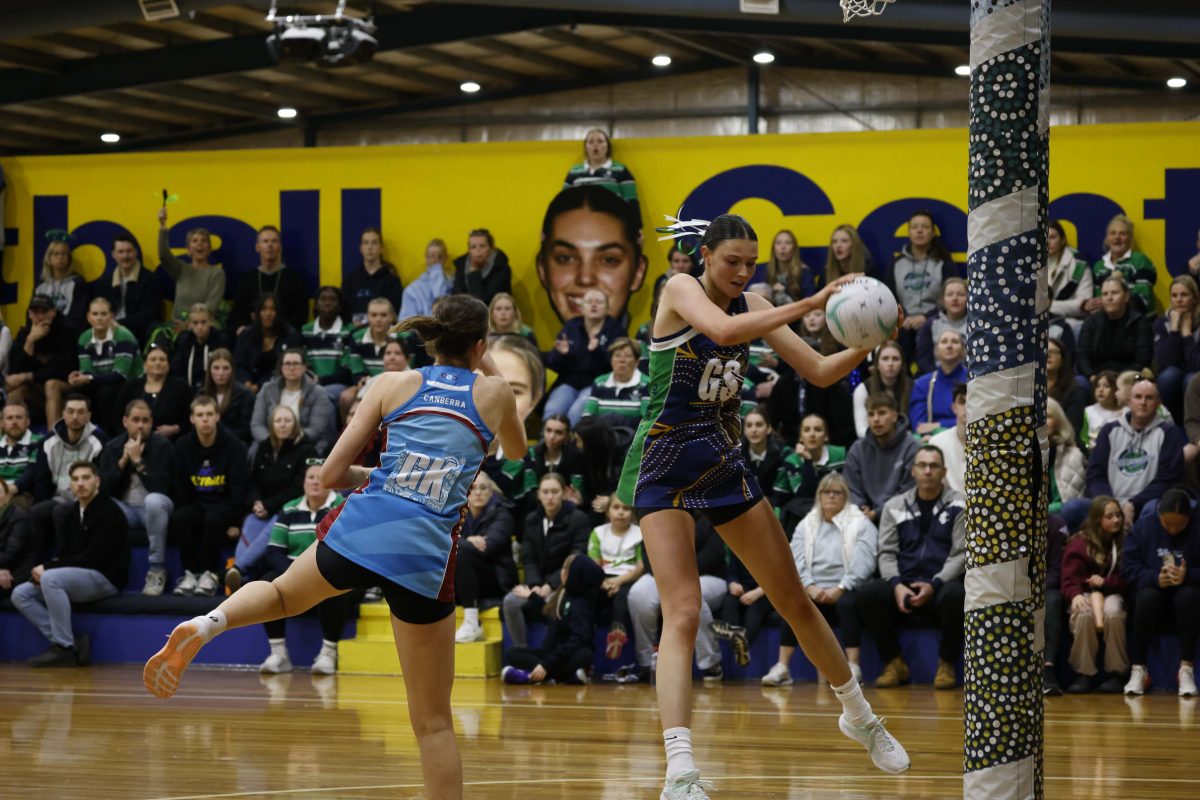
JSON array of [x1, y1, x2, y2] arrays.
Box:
[[887, 245, 955, 317], [844, 415, 920, 511], [1087, 410, 1185, 512], [251, 373, 337, 454]]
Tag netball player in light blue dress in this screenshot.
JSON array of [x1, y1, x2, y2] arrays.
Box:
[[144, 294, 528, 800], [617, 214, 910, 799]]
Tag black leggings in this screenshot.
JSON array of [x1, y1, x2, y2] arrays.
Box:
[[1130, 585, 1200, 665], [781, 590, 863, 649], [171, 504, 240, 574], [261, 568, 354, 641], [721, 591, 775, 647], [601, 581, 635, 631], [504, 645, 594, 683], [454, 543, 506, 607], [856, 578, 965, 663]]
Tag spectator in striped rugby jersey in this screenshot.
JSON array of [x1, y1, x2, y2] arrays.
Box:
[[338, 297, 397, 421], [0, 403, 41, 510], [301, 286, 354, 405], [581, 337, 649, 430], [69, 297, 143, 433]]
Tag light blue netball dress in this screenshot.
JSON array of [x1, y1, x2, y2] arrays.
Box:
[[317, 365, 494, 603]]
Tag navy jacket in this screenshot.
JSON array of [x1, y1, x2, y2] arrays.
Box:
[[521, 501, 590, 589], [1121, 511, 1200, 590], [877, 486, 967, 590], [540, 555, 606, 675], [545, 316, 627, 390], [104, 268, 163, 344], [171, 328, 232, 391]]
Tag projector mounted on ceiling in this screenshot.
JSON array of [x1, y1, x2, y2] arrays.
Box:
[[265, 0, 378, 69]]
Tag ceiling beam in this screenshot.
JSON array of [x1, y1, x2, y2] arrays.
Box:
[[132, 84, 281, 119], [635, 30, 739, 66], [534, 29, 645, 67], [27, 98, 178, 133], [473, 38, 583, 76], [356, 61, 460, 92], [216, 74, 355, 110], [407, 47, 531, 84], [0, 42, 63, 72]]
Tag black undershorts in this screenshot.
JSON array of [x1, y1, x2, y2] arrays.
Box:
[[315, 541, 455, 625]]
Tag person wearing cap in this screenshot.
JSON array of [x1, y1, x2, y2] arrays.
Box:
[[6, 294, 80, 426]]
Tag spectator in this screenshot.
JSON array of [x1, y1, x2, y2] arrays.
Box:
[[544, 288, 625, 425], [234, 293, 301, 392], [563, 128, 639, 220], [0, 477, 33, 600], [170, 395, 249, 597], [910, 329, 967, 437], [355, 339, 411, 402], [156, 208, 226, 330], [104, 233, 163, 344], [70, 297, 142, 431], [763, 473, 876, 687], [116, 344, 191, 441], [300, 286, 353, 405], [251, 348, 336, 455], [500, 553, 606, 685], [452, 228, 511, 308], [883, 210, 959, 361], [501, 473, 589, 648], [7, 294, 79, 426], [1189, 226, 1200, 279], [0, 315, 12, 377], [581, 337, 649, 428], [1121, 487, 1200, 697], [589, 496, 644, 659], [0, 402, 42, 510], [741, 406, 788, 511], [1091, 214, 1157, 314], [257, 461, 350, 675], [1153, 274, 1200, 425], [1043, 513, 1069, 696], [823, 224, 874, 288], [1047, 220, 1092, 332], [652, 249, 698, 303], [482, 335, 546, 508], [12, 461, 127, 667], [766, 361, 856, 447], [231, 225, 309, 332], [1077, 275, 1153, 379], [844, 392, 919, 524], [928, 382, 967, 495], [1047, 337, 1088, 435], [1082, 370, 1121, 450], [453, 474, 517, 643], [1068, 379, 1184, 531], [399, 238, 452, 320], [1061, 496, 1128, 693], [798, 307, 842, 356], [487, 293, 539, 350], [857, 445, 966, 689], [536, 185, 647, 326], [35, 236, 89, 327], [716, 546, 772, 669], [171, 303, 231, 392], [230, 404, 317, 592], [201, 348, 253, 441], [338, 297, 397, 419], [852, 341, 911, 440], [1046, 398, 1087, 516], [525, 414, 585, 500], [97, 398, 173, 596], [773, 413, 847, 533], [763, 230, 815, 304], [574, 416, 631, 522], [915, 278, 967, 374], [343, 228, 403, 327]]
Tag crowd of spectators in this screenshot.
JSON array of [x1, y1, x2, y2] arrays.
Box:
[[1, 132, 1198, 697]]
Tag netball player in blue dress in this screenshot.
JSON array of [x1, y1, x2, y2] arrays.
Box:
[[617, 215, 910, 799], [143, 295, 528, 800]]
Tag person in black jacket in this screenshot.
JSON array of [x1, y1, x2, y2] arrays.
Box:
[[230, 226, 310, 332], [170, 303, 231, 392], [169, 395, 249, 598], [115, 344, 192, 440], [501, 553, 606, 684], [104, 233, 163, 344], [766, 363, 856, 447], [1044, 513, 1069, 696], [501, 472, 589, 648], [454, 474, 518, 643], [343, 228, 404, 326], [544, 289, 627, 426], [0, 481, 34, 599], [6, 294, 79, 426], [11, 461, 128, 667], [233, 293, 302, 392], [1076, 274, 1153, 379], [201, 348, 254, 441], [451, 228, 511, 308], [97, 399, 175, 597]]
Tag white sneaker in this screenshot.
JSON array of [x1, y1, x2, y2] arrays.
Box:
[[173, 570, 197, 596], [1179, 665, 1197, 698], [195, 571, 220, 597], [311, 648, 337, 675], [455, 619, 485, 643], [1124, 665, 1149, 696], [761, 662, 793, 686], [839, 714, 911, 775], [660, 770, 715, 800], [260, 650, 293, 674], [142, 567, 167, 596]]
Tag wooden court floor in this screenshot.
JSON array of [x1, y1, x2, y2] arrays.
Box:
[[2, 664, 1197, 799]]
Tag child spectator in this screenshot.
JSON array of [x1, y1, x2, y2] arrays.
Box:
[[454, 474, 517, 643], [171, 303, 231, 392], [928, 383, 967, 495], [251, 348, 337, 456], [452, 228, 512, 308], [1076, 275, 1153, 378], [773, 413, 847, 532], [1047, 338, 1088, 436], [1061, 496, 1128, 694], [104, 234, 163, 344], [156, 208, 225, 330], [0, 478, 33, 600], [234, 293, 302, 393], [544, 288, 625, 425], [581, 337, 649, 429], [852, 341, 911, 440], [487, 293, 539, 350], [1091, 214, 1157, 314], [35, 237, 89, 328], [1046, 398, 1086, 516], [8, 294, 79, 426], [399, 239, 452, 320], [71, 297, 142, 430], [562, 129, 640, 221], [1082, 370, 1121, 450], [116, 344, 191, 441], [589, 497, 644, 659], [1120, 487, 1200, 697], [915, 278, 967, 374], [1152, 275, 1200, 425], [909, 329, 967, 438], [201, 348, 254, 441], [763, 473, 876, 687], [342, 228, 403, 327], [301, 287, 354, 405], [844, 393, 918, 524], [1046, 220, 1092, 332]]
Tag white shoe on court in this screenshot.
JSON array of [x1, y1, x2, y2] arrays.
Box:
[[761, 662, 793, 686], [1124, 665, 1149, 696], [260, 651, 293, 674], [839, 714, 911, 774], [311, 648, 337, 675], [1178, 665, 1197, 698], [455, 620, 485, 643], [660, 770, 714, 800]]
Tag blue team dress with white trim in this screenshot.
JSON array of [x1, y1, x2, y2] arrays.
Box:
[[317, 365, 494, 602]]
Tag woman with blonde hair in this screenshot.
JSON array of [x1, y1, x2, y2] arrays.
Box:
[[399, 238, 453, 320], [35, 236, 89, 327], [824, 224, 873, 287], [1091, 214, 1157, 314], [487, 292, 539, 350], [765, 230, 814, 303], [1046, 398, 1086, 515], [1153, 274, 1200, 424]]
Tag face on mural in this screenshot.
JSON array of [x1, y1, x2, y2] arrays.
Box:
[[537, 205, 647, 323]]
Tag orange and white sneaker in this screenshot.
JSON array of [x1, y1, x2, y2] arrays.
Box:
[[144, 621, 205, 699]]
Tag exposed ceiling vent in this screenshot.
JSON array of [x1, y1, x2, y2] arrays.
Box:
[[139, 0, 181, 22], [740, 0, 781, 14]]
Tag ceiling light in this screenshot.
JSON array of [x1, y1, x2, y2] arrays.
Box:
[[652, 54, 672, 67], [277, 106, 298, 119], [460, 81, 481, 93], [955, 64, 971, 76], [100, 132, 120, 144], [1167, 77, 1188, 89], [752, 51, 775, 65]]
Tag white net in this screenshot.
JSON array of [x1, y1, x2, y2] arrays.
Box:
[[840, 0, 896, 22]]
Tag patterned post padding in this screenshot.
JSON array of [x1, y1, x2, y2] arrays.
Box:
[[963, 2, 1050, 798]]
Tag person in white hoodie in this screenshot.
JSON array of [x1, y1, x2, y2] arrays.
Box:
[[762, 472, 877, 687]]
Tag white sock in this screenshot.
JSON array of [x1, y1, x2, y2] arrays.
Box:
[[191, 609, 227, 644], [663, 727, 696, 782], [321, 639, 338, 654], [268, 637, 287, 656], [832, 676, 874, 727], [464, 607, 479, 626]]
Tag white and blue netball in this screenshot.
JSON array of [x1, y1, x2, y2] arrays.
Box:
[[824, 276, 899, 351]]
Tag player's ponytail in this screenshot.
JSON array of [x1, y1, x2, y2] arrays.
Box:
[[393, 293, 488, 361]]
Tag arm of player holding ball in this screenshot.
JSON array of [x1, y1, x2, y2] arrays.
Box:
[[747, 289, 872, 389]]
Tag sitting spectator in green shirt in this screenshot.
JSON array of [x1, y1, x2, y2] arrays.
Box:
[[302, 286, 354, 405], [69, 297, 143, 431], [1091, 214, 1157, 314], [773, 413, 848, 534], [581, 337, 649, 429]]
